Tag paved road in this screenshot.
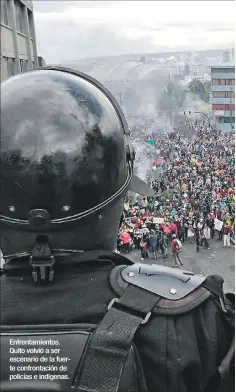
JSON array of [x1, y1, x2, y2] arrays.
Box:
[[124, 239, 235, 293]]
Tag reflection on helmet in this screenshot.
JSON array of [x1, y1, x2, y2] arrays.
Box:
[[0, 67, 135, 255], [1, 67, 131, 221]]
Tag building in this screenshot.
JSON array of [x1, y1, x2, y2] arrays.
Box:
[[211, 64, 235, 132], [1, 0, 38, 81], [38, 56, 46, 67], [222, 50, 230, 63]]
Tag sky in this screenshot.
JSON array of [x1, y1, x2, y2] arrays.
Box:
[[33, 1, 235, 63]]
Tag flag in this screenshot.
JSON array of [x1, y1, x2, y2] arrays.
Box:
[[154, 158, 163, 164]]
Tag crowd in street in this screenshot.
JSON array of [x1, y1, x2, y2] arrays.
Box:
[[117, 120, 235, 267]]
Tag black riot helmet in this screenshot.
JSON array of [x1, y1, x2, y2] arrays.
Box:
[[1, 66, 154, 263]]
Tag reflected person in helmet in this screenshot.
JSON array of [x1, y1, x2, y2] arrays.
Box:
[[0, 67, 234, 392]]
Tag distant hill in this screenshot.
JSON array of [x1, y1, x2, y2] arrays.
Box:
[[61, 47, 234, 67]]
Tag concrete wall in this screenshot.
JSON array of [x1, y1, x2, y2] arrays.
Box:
[[1, 25, 15, 57], [212, 85, 235, 92], [224, 110, 235, 117], [1, 0, 38, 82], [211, 72, 235, 80], [212, 98, 234, 104], [219, 123, 234, 132]]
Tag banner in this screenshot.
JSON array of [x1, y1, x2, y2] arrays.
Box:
[[214, 218, 223, 231], [187, 229, 195, 238], [153, 217, 164, 224]]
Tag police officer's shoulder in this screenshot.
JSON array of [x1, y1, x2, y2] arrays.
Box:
[[110, 263, 211, 315]]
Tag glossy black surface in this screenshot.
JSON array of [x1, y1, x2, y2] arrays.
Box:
[[1, 69, 127, 221]]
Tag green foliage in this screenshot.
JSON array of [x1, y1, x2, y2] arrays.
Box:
[[188, 78, 211, 103], [158, 80, 187, 114]]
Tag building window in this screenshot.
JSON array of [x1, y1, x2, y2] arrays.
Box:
[[224, 104, 235, 111], [23, 59, 28, 71], [1, 0, 10, 26], [211, 68, 235, 73], [212, 104, 235, 111], [212, 91, 226, 98], [212, 91, 235, 98], [226, 79, 235, 85], [20, 59, 23, 72], [212, 79, 227, 85], [226, 91, 235, 98], [20, 59, 28, 72], [213, 104, 226, 110], [27, 9, 34, 38], [14, 0, 26, 34], [224, 117, 235, 123], [1, 57, 8, 80], [3, 57, 16, 77]]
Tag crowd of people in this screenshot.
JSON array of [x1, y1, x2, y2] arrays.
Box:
[[117, 120, 235, 267]]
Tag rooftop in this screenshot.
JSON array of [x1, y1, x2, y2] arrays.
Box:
[[211, 63, 235, 69]]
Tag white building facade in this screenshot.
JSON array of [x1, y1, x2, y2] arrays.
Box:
[[211, 64, 235, 132], [1, 0, 38, 81]]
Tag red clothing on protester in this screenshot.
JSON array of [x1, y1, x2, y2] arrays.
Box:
[[135, 219, 142, 228], [171, 239, 180, 253], [223, 225, 232, 235], [119, 232, 131, 244], [143, 242, 148, 252], [220, 189, 227, 197], [169, 223, 178, 233]]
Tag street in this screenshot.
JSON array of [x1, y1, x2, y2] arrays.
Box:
[[125, 239, 235, 293]]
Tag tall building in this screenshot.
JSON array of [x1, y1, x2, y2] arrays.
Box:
[[211, 64, 235, 132], [1, 0, 38, 81], [222, 50, 230, 63]]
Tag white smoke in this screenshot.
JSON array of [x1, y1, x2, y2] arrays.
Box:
[[128, 115, 175, 182], [132, 139, 152, 181], [183, 92, 212, 116]]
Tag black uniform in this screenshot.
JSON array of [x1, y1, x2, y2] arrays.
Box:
[[1, 252, 234, 392], [0, 67, 234, 392]]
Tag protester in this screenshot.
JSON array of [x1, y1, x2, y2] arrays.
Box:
[[203, 222, 211, 249], [1, 67, 235, 392], [171, 234, 184, 267], [223, 222, 232, 248], [149, 229, 158, 259], [140, 237, 149, 260], [118, 121, 235, 259]]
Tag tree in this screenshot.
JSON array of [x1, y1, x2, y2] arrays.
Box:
[[188, 78, 211, 103], [202, 80, 211, 103], [157, 80, 187, 122], [188, 78, 204, 96]]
